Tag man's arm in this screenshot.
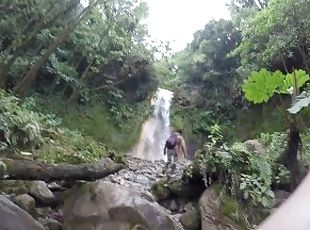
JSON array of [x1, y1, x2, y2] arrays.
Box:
[[180, 137, 187, 159]]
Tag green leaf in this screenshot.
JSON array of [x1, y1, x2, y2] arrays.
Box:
[[279, 70, 309, 94], [243, 69, 284, 104]]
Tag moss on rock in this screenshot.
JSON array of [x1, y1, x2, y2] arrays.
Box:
[[179, 209, 200, 230], [151, 181, 170, 200]]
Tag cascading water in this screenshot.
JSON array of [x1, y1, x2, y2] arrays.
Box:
[[131, 88, 173, 162]]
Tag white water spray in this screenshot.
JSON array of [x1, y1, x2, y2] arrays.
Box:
[[131, 88, 173, 161]]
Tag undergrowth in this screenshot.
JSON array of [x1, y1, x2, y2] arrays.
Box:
[[0, 90, 115, 164], [34, 94, 152, 152]]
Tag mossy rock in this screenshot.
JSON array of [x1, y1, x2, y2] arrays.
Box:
[[14, 194, 36, 215], [151, 180, 170, 200], [151, 173, 204, 201], [179, 209, 200, 230], [199, 184, 249, 230], [168, 180, 184, 195], [0, 180, 31, 195]]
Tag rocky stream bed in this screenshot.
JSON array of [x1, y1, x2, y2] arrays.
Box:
[[0, 154, 290, 230]]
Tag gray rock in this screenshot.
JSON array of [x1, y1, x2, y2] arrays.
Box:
[[0, 195, 44, 230], [36, 207, 52, 218], [179, 209, 200, 230], [172, 213, 182, 221], [199, 186, 243, 230], [38, 218, 62, 230], [48, 182, 64, 191], [14, 194, 35, 213], [63, 181, 183, 230], [163, 200, 178, 212], [141, 191, 156, 202], [184, 202, 197, 212], [135, 175, 150, 185], [30, 181, 57, 205]]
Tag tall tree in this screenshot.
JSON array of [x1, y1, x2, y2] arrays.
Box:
[[0, 0, 80, 88], [13, 0, 100, 97]]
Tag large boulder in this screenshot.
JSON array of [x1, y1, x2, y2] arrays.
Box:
[[14, 194, 35, 213], [30, 181, 58, 206], [179, 208, 200, 230], [199, 185, 246, 230], [0, 195, 44, 230], [63, 181, 183, 230]]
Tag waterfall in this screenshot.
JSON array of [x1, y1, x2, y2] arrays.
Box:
[[131, 88, 173, 161]]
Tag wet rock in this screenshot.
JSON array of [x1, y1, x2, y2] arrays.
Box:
[[30, 181, 58, 206], [14, 194, 35, 213], [0, 195, 44, 230], [63, 181, 183, 230]]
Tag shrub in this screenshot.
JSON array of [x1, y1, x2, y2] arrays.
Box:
[[194, 132, 288, 208]]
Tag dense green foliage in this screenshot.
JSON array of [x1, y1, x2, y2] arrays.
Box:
[[243, 69, 309, 103], [168, 0, 310, 145], [0, 90, 112, 163], [0, 0, 160, 159], [165, 0, 310, 225], [2, 0, 310, 227]]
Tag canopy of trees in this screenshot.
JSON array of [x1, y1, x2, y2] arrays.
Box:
[[0, 0, 158, 103], [173, 0, 310, 110]]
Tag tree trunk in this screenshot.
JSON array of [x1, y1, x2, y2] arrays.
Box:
[[48, 76, 60, 95], [13, 0, 99, 98], [67, 31, 107, 103], [298, 46, 310, 74], [0, 62, 13, 89], [0, 1, 79, 88], [67, 87, 80, 104], [67, 56, 96, 104], [281, 56, 289, 74], [280, 127, 302, 191], [0, 157, 123, 181], [3, 0, 78, 55]]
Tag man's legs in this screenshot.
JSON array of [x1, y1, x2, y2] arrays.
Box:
[[167, 149, 173, 163], [164, 149, 175, 174]]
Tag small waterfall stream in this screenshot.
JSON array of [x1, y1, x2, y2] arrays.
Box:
[[131, 88, 173, 162]]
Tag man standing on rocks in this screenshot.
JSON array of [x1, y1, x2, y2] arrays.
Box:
[[164, 129, 187, 164]]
